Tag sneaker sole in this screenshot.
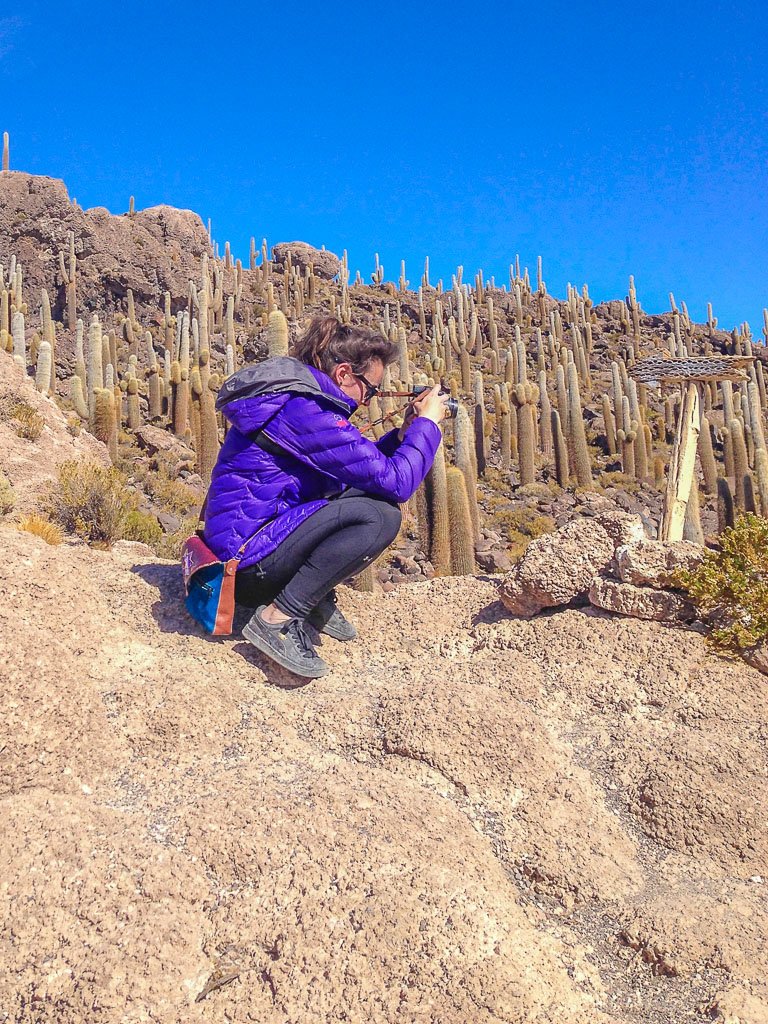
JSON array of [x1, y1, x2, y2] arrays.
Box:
[[242, 622, 329, 678]]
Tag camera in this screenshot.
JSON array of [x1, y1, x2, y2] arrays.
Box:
[[411, 384, 459, 418]]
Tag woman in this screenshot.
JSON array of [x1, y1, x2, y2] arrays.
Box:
[[204, 316, 450, 678]]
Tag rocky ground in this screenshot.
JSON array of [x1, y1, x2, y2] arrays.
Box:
[[2, 526, 767, 1024], [2, 169, 767, 1023], [0, 361, 766, 1024]]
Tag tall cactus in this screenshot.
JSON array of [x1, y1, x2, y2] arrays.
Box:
[[427, 442, 451, 576], [552, 408, 569, 487], [473, 372, 487, 476], [446, 467, 476, 575], [512, 381, 539, 486], [125, 377, 140, 430], [729, 418, 750, 509], [93, 388, 118, 462], [698, 415, 718, 494], [11, 309, 25, 368], [566, 362, 593, 487], [717, 476, 735, 533], [35, 340, 52, 395], [267, 309, 289, 357], [453, 404, 480, 541]]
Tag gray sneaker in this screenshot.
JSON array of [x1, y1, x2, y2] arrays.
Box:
[[307, 591, 358, 642], [242, 607, 328, 678]]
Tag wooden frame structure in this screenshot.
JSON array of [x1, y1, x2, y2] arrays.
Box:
[[629, 355, 754, 542]]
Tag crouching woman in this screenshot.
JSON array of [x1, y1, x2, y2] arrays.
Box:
[[204, 316, 450, 678]]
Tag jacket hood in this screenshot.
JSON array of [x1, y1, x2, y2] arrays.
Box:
[[215, 356, 355, 415]]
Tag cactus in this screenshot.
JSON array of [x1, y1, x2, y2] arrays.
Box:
[[698, 415, 718, 494], [453, 404, 480, 541], [266, 309, 289, 357], [538, 371, 553, 458], [552, 408, 569, 487], [617, 424, 636, 477], [87, 315, 104, 418], [126, 377, 141, 430], [11, 309, 25, 367], [566, 362, 593, 487], [512, 381, 539, 486], [171, 360, 189, 438], [459, 346, 471, 391], [446, 468, 476, 575], [70, 376, 89, 420], [683, 480, 705, 544], [743, 473, 757, 515], [198, 381, 220, 483], [717, 476, 735, 533], [35, 341, 52, 395], [602, 394, 617, 455], [354, 563, 380, 593], [755, 447, 768, 514], [427, 443, 451, 575], [1, 131, 8, 171], [473, 372, 486, 476], [730, 418, 750, 509], [93, 388, 118, 461]]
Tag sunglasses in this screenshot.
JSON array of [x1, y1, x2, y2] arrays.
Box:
[[355, 372, 380, 402]]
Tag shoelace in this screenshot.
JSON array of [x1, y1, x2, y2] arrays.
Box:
[[284, 618, 315, 657]]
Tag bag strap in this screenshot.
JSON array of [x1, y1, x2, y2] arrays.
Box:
[[194, 403, 286, 537]]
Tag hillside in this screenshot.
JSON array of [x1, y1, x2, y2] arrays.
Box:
[[1, 164, 767, 1023]]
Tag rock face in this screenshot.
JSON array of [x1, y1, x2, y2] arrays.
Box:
[[1, 534, 767, 1023], [0, 171, 212, 317], [499, 516, 619, 617], [272, 241, 341, 280], [589, 576, 697, 622], [613, 538, 705, 587]]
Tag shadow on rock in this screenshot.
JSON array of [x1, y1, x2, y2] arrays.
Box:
[[230, 641, 314, 689], [131, 562, 211, 638]]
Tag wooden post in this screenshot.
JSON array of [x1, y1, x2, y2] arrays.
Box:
[[661, 383, 700, 542], [630, 355, 754, 544]]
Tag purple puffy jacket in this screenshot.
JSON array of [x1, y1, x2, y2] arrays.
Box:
[[203, 357, 442, 568]]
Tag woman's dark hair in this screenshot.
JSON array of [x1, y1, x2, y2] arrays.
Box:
[[292, 317, 398, 376]]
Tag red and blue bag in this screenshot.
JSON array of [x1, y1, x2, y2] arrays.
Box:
[[181, 534, 242, 635]]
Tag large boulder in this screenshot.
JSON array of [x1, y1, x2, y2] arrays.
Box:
[[498, 518, 617, 617], [588, 577, 696, 622], [272, 241, 341, 281], [613, 538, 705, 588]]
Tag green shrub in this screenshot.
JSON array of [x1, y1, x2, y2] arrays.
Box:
[[45, 460, 139, 546], [122, 509, 163, 546], [144, 469, 201, 516], [674, 513, 768, 652]]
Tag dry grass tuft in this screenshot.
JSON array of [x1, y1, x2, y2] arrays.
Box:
[[8, 401, 45, 441], [14, 513, 63, 545]]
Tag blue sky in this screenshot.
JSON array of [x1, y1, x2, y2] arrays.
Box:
[[2, 0, 766, 332]]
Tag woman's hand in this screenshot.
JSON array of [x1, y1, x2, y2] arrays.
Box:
[[413, 384, 451, 425]]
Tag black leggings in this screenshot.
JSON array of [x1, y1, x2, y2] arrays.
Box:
[[235, 490, 402, 618]]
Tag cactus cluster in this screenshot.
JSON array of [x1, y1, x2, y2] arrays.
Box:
[[2, 175, 768, 567]]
